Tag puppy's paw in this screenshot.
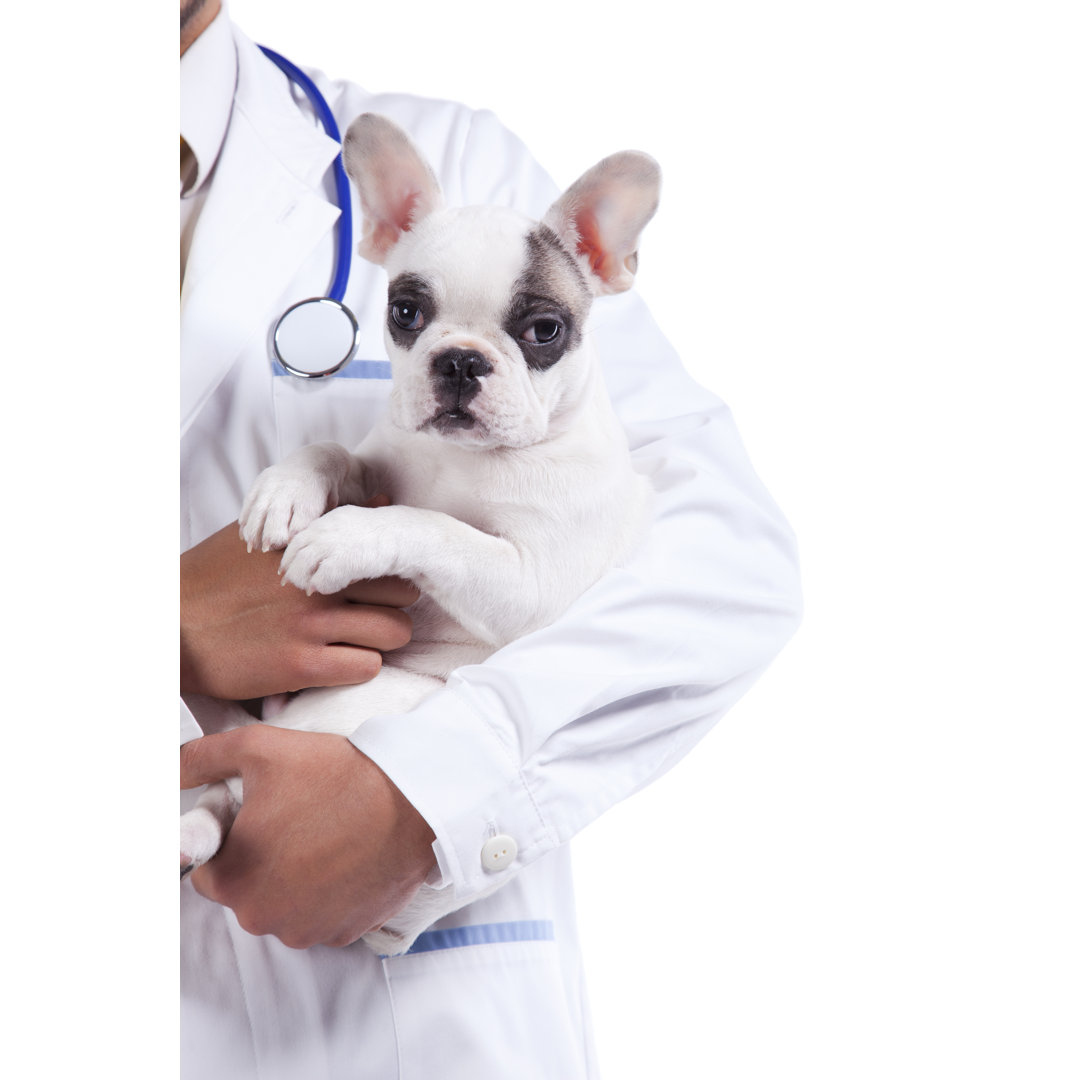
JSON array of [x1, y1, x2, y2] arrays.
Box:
[[179, 806, 226, 878], [279, 506, 389, 595], [240, 467, 336, 552]]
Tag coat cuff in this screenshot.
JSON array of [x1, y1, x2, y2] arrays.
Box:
[[348, 681, 552, 901]]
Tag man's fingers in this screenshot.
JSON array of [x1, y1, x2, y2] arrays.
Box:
[[185, 731, 437, 946], [187, 822, 259, 911], [339, 575, 420, 608], [304, 643, 385, 688], [180, 729, 249, 790], [316, 603, 414, 653]]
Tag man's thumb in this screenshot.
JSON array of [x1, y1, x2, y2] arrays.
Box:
[[180, 728, 250, 790]]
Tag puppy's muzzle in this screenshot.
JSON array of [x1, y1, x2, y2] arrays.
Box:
[[433, 348, 493, 390], [432, 348, 493, 421]]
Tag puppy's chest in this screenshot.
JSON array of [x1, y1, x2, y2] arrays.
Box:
[[379, 449, 537, 536], [389, 470, 515, 536]]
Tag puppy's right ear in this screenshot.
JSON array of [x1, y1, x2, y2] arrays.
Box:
[[343, 114, 444, 264]]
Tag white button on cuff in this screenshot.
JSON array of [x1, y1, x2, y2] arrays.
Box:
[[480, 834, 517, 872]]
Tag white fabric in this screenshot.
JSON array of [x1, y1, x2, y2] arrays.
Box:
[[179, 6, 236, 195], [180, 6, 237, 276], [180, 17, 801, 1079]]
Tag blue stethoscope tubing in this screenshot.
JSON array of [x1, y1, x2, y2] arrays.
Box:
[[259, 45, 359, 378]]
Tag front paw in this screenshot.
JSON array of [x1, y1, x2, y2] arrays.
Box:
[[240, 467, 335, 552], [279, 506, 390, 595]]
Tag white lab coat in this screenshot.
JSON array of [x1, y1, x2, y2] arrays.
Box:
[[181, 21, 802, 1080]]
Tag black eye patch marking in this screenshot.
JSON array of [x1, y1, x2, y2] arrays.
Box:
[[504, 294, 576, 371], [387, 273, 438, 350], [506, 226, 592, 371]]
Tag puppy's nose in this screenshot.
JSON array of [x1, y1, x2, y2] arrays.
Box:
[[432, 349, 493, 385]]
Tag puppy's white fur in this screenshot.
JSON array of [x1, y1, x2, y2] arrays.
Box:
[[181, 114, 661, 955]]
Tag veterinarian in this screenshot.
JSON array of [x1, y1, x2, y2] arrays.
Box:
[[179, 0, 801, 1075]]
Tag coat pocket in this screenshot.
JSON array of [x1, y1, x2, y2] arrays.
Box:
[[382, 922, 587, 1080], [272, 361, 391, 458]]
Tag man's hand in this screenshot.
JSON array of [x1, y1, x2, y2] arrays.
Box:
[[181, 521, 419, 700], [180, 725, 436, 948]]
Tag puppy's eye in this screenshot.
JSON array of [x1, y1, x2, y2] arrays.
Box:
[[522, 319, 561, 344], [390, 301, 425, 331]]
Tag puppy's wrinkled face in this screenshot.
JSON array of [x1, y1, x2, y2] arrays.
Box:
[[382, 206, 593, 449]]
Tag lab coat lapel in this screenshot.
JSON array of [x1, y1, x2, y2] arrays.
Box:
[[180, 30, 341, 438]]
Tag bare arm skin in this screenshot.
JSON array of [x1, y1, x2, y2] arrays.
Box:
[[180, 726, 436, 948], [181, 521, 419, 700]]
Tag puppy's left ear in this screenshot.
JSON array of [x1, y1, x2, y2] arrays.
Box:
[[543, 151, 661, 295], [343, 113, 444, 264]]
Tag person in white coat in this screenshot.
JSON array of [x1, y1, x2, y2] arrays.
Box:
[[179, 1, 802, 1076]]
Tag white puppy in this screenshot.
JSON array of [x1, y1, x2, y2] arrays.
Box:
[[181, 113, 660, 954]]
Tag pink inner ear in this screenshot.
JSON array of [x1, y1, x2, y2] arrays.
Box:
[[574, 211, 614, 281], [370, 220, 403, 257], [363, 187, 430, 260], [390, 187, 427, 233]]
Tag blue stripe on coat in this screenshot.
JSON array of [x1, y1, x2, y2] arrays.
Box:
[[403, 920, 556, 955], [272, 359, 392, 379]]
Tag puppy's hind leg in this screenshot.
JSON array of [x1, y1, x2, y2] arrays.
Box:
[[179, 778, 242, 878]]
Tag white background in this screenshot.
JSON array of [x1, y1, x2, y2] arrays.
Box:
[[6, 2, 1075, 1077]]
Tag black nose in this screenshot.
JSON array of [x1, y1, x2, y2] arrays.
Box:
[[432, 349, 493, 384]]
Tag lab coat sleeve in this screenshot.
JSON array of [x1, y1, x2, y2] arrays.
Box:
[[345, 105, 803, 918], [180, 700, 203, 744]]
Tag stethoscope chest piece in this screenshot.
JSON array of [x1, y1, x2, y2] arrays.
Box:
[[272, 297, 360, 378], [259, 44, 360, 380]]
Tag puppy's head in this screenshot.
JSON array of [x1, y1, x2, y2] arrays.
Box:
[[343, 113, 660, 449]]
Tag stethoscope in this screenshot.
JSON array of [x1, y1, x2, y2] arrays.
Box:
[[260, 46, 359, 379]]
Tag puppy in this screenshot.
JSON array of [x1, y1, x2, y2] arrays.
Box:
[[181, 113, 660, 954]]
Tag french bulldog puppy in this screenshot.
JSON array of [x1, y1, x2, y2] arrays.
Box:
[[181, 113, 660, 954]]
